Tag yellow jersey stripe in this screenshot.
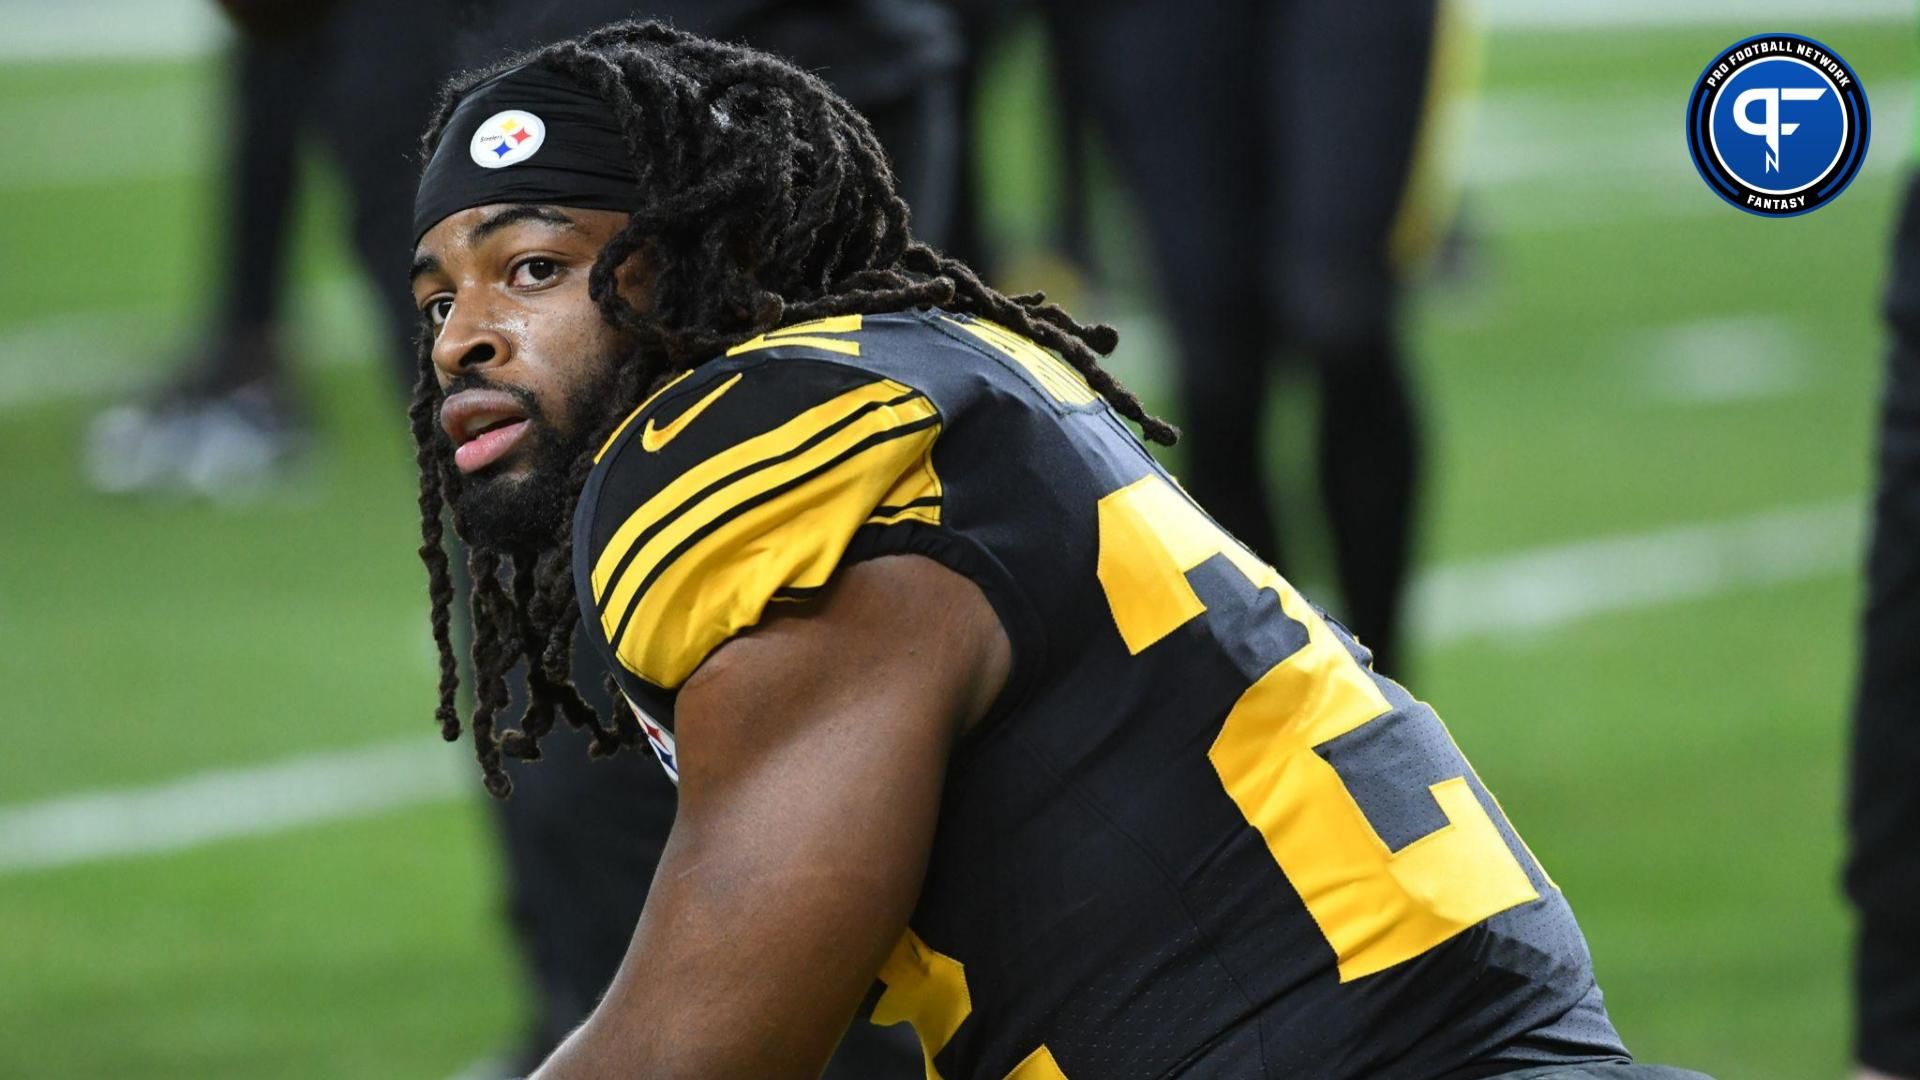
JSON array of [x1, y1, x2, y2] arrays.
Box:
[[730, 334, 862, 357], [866, 494, 943, 527], [605, 402, 941, 686], [942, 316, 1099, 405], [863, 418, 944, 526], [601, 399, 935, 636], [591, 378, 918, 606], [1005, 1046, 1069, 1079], [727, 314, 866, 357], [594, 388, 935, 633]]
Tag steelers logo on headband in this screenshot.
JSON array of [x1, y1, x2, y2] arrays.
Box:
[[469, 110, 547, 169], [413, 63, 646, 245]]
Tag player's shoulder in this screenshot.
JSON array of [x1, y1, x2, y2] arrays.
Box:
[[580, 313, 940, 541], [693, 306, 1104, 415], [579, 307, 1093, 536], [572, 312, 954, 690]]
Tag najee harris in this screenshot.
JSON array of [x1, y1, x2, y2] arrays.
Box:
[[405, 21, 1707, 1080]]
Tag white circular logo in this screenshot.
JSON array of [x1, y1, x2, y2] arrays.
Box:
[[469, 109, 546, 169]]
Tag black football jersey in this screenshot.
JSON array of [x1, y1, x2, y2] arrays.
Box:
[[572, 309, 1629, 1079]]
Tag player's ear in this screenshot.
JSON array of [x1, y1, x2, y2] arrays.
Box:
[[612, 240, 660, 314]]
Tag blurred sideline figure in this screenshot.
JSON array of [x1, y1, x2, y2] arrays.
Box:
[[1847, 148, 1920, 1080], [85, 0, 442, 494], [1037, 0, 1447, 676], [92, 2, 953, 1075]]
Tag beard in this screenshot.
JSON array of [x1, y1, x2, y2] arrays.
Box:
[[453, 440, 578, 551], [448, 359, 624, 554]]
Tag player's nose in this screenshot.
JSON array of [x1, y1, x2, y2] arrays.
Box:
[[431, 298, 513, 378]]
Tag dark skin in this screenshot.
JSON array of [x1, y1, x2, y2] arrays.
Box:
[[411, 204, 631, 486], [412, 203, 1013, 1079]]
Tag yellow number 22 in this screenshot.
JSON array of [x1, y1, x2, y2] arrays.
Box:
[[1096, 475, 1540, 982]]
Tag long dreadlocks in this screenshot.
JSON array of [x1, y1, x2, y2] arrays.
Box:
[[411, 20, 1177, 797]]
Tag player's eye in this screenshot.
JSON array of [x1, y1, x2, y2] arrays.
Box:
[[510, 258, 562, 288], [423, 297, 454, 330]]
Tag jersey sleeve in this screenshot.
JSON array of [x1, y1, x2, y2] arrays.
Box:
[[575, 354, 945, 691]]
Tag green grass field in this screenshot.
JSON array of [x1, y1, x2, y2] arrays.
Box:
[[0, 12, 1908, 1078]]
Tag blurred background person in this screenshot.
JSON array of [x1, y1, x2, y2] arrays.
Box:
[[1847, 94, 1920, 1080], [84, 0, 445, 496], [1049, 0, 1443, 677], [947, 0, 1448, 676]]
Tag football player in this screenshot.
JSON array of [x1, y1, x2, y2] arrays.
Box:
[[407, 21, 1708, 1080], [1848, 76, 1920, 1080]]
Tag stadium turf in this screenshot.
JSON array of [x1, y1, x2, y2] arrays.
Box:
[[0, 15, 1904, 1077]]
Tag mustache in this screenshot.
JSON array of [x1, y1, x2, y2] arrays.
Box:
[[439, 373, 549, 425]]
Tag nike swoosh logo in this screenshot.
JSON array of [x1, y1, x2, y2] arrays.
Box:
[[641, 373, 742, 452]]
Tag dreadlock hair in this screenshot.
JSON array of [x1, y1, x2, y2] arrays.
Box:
[[410, 19, 1177, 797]]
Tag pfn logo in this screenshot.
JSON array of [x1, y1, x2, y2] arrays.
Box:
[[1732, 86, 1828, 173], [1686, 34, 1868, 217]]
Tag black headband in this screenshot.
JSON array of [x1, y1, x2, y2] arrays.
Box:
[[413, 63, 642, 245]]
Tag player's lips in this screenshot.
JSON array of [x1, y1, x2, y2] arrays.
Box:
[[441, 389, 532, 474]]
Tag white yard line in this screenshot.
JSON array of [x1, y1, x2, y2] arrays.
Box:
[[0, 0, 229, 62], [0, 81, 219, 194], [0, 310, 174, 409], [1626, 314, 1814, 405], [0, 740, 465, 873], [1408, 499, 1862, 644], [0, 497, 1864, 874], [0, 278, 382, 411]]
